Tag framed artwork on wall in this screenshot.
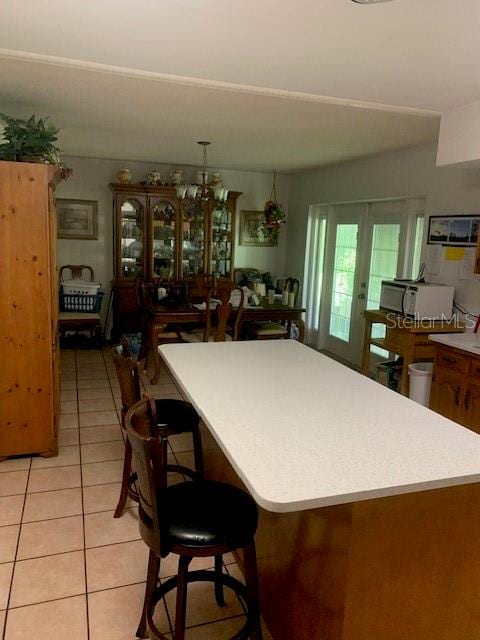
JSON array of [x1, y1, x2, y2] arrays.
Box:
[[57, 198, 98, 240], [239, 210, 274, 247], [427, 214, 480, 246]]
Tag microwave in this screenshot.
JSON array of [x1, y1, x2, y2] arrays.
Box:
[[379, 281, 454, 319]]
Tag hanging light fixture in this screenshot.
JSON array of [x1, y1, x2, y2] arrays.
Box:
[[176, 141, 229, 204]]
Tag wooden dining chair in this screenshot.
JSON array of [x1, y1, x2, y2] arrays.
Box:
[[111, 345, 204, 519], [125, 398, 262, 640], [247, 277, 300, 340], [58, 264, 103, 346], [185, 273, 215, 303], [136, 278, 184, 371], [181, 278, 244, 342]]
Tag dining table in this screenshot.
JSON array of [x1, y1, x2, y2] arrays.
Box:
[[159, 339, 480, 640], [146, 298, 306, 383]]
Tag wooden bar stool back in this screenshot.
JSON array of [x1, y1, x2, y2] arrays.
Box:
[[111, 346, 203, 519], [125, 398, 262, 640]]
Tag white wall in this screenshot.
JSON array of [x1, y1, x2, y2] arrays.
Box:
[[437, 101, 480, 167], [56, 156, 290, 323], [287, 143, 480, 317]]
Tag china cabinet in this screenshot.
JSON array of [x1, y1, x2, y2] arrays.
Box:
[[0, 161, 63, 458], [110, 183, 241, 337]]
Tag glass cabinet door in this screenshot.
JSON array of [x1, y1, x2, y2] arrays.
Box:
[[119, 198, 145, 279], [151, 198, 177, 279], [211, 206, 233, 278], [181, 200, 206, 277]]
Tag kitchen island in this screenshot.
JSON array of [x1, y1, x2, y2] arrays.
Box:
[[160, 340, 480, 640]]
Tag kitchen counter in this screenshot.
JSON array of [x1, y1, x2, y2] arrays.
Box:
[[160, 340, 480, 640], [429, 331, 480, 355], [161, 340, 480, 513]]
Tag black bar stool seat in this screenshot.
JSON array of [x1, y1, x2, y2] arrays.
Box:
[[126, 398, 263, 640]]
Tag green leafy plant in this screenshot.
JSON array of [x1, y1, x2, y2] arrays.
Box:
[[0, 113, 60, 163], [260, 200, 287, 245]]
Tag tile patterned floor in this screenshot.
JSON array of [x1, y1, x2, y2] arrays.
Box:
[[0, 348, 271, 640]]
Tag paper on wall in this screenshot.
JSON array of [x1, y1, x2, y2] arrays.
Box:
[[444, 247, 465, 261], [459, 248, 476, 279], [425, 244, 442, 275]]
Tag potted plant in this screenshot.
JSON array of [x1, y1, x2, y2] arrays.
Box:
[[0, 113, 61, 163], [260, 172, 287, 245], [260, 200, 287, 245]]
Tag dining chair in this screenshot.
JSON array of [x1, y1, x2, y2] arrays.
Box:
[[111, 345, 204, 519], [247, 277, 300, 340], [125, 397, 262, 640], [185, 273, 215, 303], [58, 264, 103, 346], [181, 278, 245, 342], [136, 278, 184, 371]]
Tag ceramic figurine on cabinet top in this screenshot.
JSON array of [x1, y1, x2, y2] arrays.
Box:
[[117, 168, 132, 184], [146, 170, 162, 185], [170, 168, 184, 185]]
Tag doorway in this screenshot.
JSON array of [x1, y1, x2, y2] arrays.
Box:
[[304, 197, 425, 367]]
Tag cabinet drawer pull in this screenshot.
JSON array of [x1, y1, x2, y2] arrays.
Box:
[[474, 367, 480, 376], [441, 356, 457, 365], [464, 389, 471, 411]]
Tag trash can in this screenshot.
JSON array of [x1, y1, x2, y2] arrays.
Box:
[[408, 362, 433, 406]]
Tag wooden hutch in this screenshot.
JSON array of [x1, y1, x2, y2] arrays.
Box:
[[109, 183, 241, 338], [1, 161, 63, 458]]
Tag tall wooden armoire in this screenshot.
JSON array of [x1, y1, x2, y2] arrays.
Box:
[[0, 161, 63, 458]]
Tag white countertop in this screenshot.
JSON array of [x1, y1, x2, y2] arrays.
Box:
[[429, 332, 480, 356], [160, 340, 480, 513]]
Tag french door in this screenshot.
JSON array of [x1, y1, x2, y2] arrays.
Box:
[[317, 198, 423, 367]]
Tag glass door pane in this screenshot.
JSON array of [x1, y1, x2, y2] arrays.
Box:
[[367, 223, 400, 356], [367, 224, 400, 310], [329, 224, 358, 342], [182, 200, 205, 277], [411, 216, 424, 279], [151, 199, 176, 280], [211, 206, 232, 278], [120, 199, 144, 279]]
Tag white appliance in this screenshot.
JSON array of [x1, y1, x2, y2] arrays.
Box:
[[379, 281, 454, 319]]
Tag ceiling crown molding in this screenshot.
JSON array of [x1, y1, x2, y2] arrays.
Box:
[[0, 48, 440, 118]]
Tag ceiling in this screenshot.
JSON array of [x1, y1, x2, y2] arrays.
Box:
[[1, 0, 477, 172]]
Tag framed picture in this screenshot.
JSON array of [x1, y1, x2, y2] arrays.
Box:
[[427, 214, 480, 246], [239, 210, 274, 247], [57, 198, 98, 240]]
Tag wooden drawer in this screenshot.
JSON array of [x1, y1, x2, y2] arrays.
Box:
[[437, 347, 469, 374], [469, 358, 480, 380], [384, 327, 409, 354]]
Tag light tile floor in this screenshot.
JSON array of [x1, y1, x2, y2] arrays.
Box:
[[0, 348, 272, 640]]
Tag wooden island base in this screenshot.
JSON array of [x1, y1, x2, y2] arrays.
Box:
[[200, 424, 480, 640]]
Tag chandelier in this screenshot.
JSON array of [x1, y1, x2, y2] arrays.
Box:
[[175, 141, 229, 204]]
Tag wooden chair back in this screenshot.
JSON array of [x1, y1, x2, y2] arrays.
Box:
[[186, 274, 215, 303], [112, 347, 141, 421], [124, 398, 168, 553], [285, 278, 300, 305], [206, 279, 244, 341], [59, 264, 95, 282]]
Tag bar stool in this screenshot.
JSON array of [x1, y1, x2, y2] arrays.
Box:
[[125, 398, 262, 640], [111, 346, 204, 519]]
